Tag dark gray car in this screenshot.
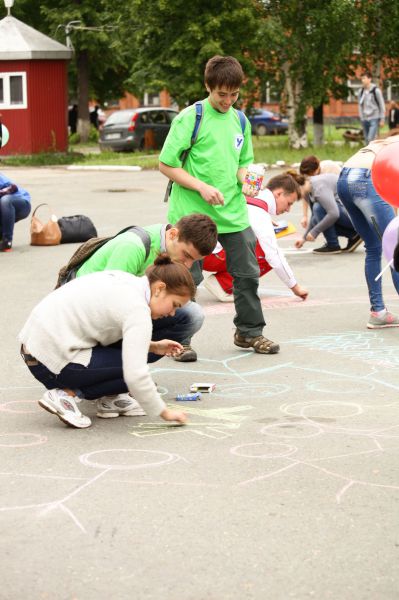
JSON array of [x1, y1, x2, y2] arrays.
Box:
[[99, 107, 179, 152]]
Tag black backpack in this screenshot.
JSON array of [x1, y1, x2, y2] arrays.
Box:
[[55, 225, 151, 288]]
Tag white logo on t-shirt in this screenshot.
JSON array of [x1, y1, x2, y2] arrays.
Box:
[[234, 134, 244, 151]]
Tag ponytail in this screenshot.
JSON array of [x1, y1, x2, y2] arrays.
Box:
[[146, 253, 196, 299]]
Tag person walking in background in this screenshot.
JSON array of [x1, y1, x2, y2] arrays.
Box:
[[0, 172, 31, 252], [19, 255, 192, 429], [387, 101, 399, 130], [68, 104, 78, 135], [89, 105, 100, 130], [160, 55, 280, 355], [337, 134, 399, 329], [203, 172, 308, 303], [358, 71, 385, 144], [295, 156, 361, 254]]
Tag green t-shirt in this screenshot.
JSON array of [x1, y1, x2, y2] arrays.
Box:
[[76, 224, 163, 277], [159, 99, 254, 234]]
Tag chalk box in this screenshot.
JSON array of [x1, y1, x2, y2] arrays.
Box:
[[189, 383, 216, 393]]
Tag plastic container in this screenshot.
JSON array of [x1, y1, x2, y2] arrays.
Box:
[[244, 164, 264, 194]]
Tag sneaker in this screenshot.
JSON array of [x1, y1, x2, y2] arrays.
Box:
[[367, 311, 399, 329], [342, 234, 362, 253], [313, 244, 342, 254], [234, 329, 280, 354], [38, 389, 91, 428], [204, 274, 234, 302], [1, 240, 12, 252], [173, 345, 197, 362], [96, 394, 146, 418]]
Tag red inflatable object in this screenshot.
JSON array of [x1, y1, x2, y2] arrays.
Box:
[[371, 141, 399, 208]]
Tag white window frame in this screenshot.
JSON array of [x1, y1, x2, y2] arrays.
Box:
[[143, 91, 160, 106], [265, 81, 281, 104], [384, 80, 399, 102], [346, 78, 362, 103], [0, 72, 28, 109]]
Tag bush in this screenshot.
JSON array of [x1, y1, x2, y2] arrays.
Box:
[[88, 126, 99, 143], [69, 132, 80, 144]]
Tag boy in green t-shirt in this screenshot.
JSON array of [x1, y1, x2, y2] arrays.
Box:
[[76, 214, 218, 363], [159, 55, 279, 354]]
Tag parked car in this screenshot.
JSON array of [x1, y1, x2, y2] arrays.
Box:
[[246, 109, 288, 136], [99, 107, 179, 152]]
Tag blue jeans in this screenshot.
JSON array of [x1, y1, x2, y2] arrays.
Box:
[[25, 346, 130, 400], [113, 301, 203, 361], [150, 300, 204, 358], [337, 167, 399, 312], [0, 194, 31, 242], [361, 118, 379, 144], [311, 202, 357, 248]]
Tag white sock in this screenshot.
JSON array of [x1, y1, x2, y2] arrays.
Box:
[[373, 309, 387, 317]]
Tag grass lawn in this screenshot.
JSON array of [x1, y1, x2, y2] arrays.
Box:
[[0, 123, 382, 169]]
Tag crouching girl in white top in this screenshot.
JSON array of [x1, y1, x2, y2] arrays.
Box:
[[19, 254, 194, 429]]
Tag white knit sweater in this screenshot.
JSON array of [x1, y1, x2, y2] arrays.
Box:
[[19, 271, 166, 416]]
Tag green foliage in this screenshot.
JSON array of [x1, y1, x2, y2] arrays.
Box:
[[88, 126, 99, 143], [68, 132, 81, 145], [125, 0, 260, 106], [13, 0, 132, 104], [357, 0, 399, 81], [257, 0, 360, 109]]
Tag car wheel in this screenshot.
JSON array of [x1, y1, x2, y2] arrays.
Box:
[[256, 124, 268, 136]]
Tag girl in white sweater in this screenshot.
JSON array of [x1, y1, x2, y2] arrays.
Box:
[[19, 254, 195, 428]]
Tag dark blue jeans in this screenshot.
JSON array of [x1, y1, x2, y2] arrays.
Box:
[[0, 194, 31, 242], [25, 346, 129, 400], [151, 300, 203, 356], [337, 167, 399, 312], [311, 201, 357, 248]]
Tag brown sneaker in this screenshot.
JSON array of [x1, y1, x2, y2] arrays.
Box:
[[173, 345, 198, 362], [234, 330, 280, 354]]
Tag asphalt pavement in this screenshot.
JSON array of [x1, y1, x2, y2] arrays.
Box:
[[1, 166, 399, 600]]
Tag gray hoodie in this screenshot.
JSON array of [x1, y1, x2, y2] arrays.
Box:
[[358, 84, 385, 121]]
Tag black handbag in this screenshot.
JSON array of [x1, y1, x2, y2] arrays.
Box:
[[57, 215, 97, 244]]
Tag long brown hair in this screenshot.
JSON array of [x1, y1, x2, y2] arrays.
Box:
[[146, 253, 196, 299]]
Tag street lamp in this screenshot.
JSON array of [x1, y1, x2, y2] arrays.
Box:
[[4, 0, 14, 16]]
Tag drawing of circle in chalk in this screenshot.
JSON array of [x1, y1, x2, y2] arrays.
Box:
[[79, 448, 181, 471], [231, 441, 297, 459], [282, 401, 362, 420], [261, 421, 323, 439], [0, 433, 47, 447], [0, 400, 38, 414], [306, 379, 374, 395], [212, 383, 289, 399]]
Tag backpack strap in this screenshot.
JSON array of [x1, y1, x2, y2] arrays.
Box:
[[163, 102, 203, 203], [246, 196, 269, 212], [163, 103, 246, 203], [128, 225, 151, 260], [359, 86, 380, 107], [236, 109, 246, 135]]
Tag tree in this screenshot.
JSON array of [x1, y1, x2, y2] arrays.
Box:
[[357, 0, 399, 84], [256, 0, 360, 148], [125, 0, 260, 108], [14, 0, 131, 141]]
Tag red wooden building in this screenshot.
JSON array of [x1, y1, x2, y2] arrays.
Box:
[[0, 13, 72, 155]]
